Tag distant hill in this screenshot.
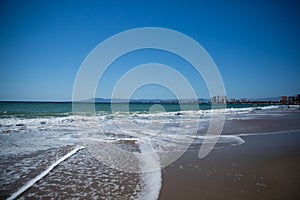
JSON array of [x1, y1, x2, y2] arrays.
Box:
[[250, 96, 281, 102], [82, 98, 210, 103], [81, 98, 126, 103], [82, 96, 283, 103]]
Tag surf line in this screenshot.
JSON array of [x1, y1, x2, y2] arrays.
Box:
[[7, 146, 85, 200]]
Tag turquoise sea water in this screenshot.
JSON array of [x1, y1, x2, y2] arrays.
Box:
[[0, 101, 266, 118]]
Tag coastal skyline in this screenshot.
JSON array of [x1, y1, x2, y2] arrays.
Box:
[[1, 0, 300, 101]]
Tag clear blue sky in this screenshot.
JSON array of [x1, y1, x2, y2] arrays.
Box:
[[0, 0, 299, 101]]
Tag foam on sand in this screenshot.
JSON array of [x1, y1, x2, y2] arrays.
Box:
[[137, 139, 162, 200], [7, 146, 85, 200], [237, 129, 300, 137]]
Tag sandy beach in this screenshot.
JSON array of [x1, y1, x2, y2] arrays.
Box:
[[159, 112, 300, 200]]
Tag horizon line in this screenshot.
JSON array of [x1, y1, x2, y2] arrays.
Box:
[[0, 95, 293, 103]]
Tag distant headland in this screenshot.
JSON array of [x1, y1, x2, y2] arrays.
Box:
[[81, 94, 300, 105]]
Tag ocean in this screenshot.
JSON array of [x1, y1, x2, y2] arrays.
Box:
[[0, 102, 297, 199]]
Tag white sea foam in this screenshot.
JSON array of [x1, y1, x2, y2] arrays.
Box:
[[186, 135, 245, 147], [138, 170, 162, 200], [137, 139, 162, 200], [7, 146, 84, 200], [237, 129, 300, 137], [0, 105, 281, 135]]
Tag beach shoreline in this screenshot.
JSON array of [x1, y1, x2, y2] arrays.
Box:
[[159, 116, 300, 200], [1, 104, 300, 199]]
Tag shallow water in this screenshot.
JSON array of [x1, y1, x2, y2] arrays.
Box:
[[0, 102, 298, 199]]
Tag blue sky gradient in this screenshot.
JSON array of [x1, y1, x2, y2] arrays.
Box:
[[0, 0, 299, 101]]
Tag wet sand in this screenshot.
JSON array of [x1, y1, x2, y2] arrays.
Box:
[[2, 108, 300, 199], [159, 113, 300, 200]]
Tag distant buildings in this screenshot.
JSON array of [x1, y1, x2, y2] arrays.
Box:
[[280, 95, 300, 105], [283, 94, 300, 105], [239, 98, 249, 103], [211, 95, 227, 104], [228, 98, 236, 103], [281, 96, 287, 104], [288, 96, 296, 104], [211, 94, 300, 105], [211, 96, 250, 104], [179, 95, 300, 104]]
